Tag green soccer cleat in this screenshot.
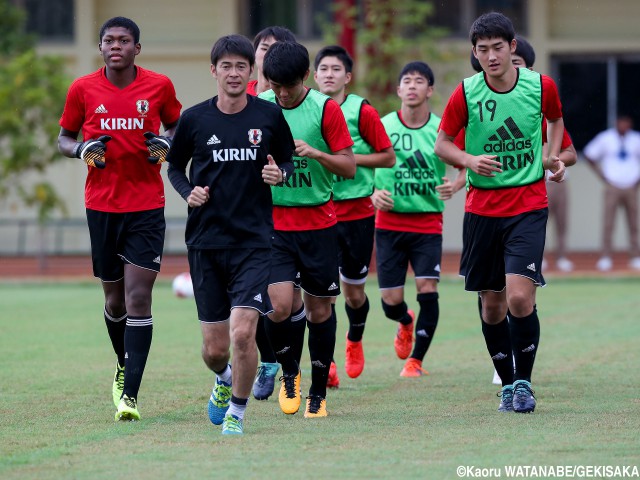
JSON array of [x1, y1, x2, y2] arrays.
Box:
[[115, 394, 140, 421], [112, 363, 125, 407], [221, 414, 244, 435], [208, 378, 232, 425]]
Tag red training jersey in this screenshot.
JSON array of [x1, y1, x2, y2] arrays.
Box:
[[247, 80, 258, 96], [335, 102, 393, 222], [439, 72, 562, 217], [273, 90, 354, 231], [60, 66, 182, 213]]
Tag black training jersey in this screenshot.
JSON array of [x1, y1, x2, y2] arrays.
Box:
[[167, 94, 295, 249]]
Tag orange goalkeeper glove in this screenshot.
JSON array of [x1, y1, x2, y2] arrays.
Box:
[[144, 131, 172, 164], [74, 135, 112, 169]]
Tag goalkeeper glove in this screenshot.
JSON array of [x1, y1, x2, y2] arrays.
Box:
[[144, 131, 172, 164], [74, 135, 112, 169]]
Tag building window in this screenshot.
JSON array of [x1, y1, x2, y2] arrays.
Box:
[[245, 0, 333, 40], [431, 0, 527, 38], [14, 0, 74, 42]]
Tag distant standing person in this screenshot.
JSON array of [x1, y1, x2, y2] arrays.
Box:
[[166, 34, 295, 435], [584, 115, 640, 271], [313, 45, 395, 385], [373, 61, 460, 377], [58, 16, 182, 421]]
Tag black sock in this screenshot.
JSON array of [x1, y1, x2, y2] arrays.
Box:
[[307, 315, 337, 398], [256, 314, 277, 363], [123, 316, 153, 399], [289, 305, 307, 366], [104, 307, 126, 366], [346, 296, 369, 342], [509, 308, 540, 383], [481, 316, 514, 386], [265, 317, 298, 375], [411, 292, 439, 360], [230, 395, 248, 406], [381, 300, 412, 325]]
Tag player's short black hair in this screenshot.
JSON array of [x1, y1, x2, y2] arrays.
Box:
[[210, 34, 255, 67], [99, 17, 140, 44], [470, 50, 483, 73], [262, 42, 309, 86], [469, 12, 515, 46], [398, 61, 435, 86], [252, 26, 296, 52], [514, 35, 535, 68], [314, 45, 353, 73]]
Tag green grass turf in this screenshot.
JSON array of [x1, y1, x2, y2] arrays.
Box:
[[1, 276, 639, 479]]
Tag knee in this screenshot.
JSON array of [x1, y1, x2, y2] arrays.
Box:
[[127, 288, 152, 315], [231, 326, 256, 353], [507, 292, 534, 318], [201, 342, 228, 368], [344, 289, 366, 309]]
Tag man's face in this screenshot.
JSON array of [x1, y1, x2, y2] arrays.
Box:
[[255, 36, 277, 72], [211, 54, 253, 97], [314, 56, 351, 96], [397, 72, 432, 107], [511, 53, 527, 68], [473, 37, 516, 77], [99, 27, 140, 70]]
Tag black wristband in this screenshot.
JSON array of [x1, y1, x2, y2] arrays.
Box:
[[73, 142, 83, 158]]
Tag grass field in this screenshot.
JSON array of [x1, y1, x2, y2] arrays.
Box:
[[1, 276, 639, 479]]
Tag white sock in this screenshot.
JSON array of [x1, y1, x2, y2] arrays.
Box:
[[227, 400, 247, 420], [216, 364, 232, 385]]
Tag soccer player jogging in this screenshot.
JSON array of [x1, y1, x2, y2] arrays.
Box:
[[313, 45, 395, 385], [245, 25, 298, 402], [57, 16, 182, 421], [434, 12, 568, 413], [372, 61, 460, 377], [166, 34, 295, 435], [259, 41, 356, 418]]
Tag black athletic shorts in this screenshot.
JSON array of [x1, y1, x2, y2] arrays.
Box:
[[460, 208, 548, 292], [337, 216, 375, 284], [86, 208, 165, 282], [188, 247, 273, 323], [375, 229, 442, 290], [270, 227, 340, 297]]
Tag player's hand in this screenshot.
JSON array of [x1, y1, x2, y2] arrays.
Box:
[[545, 155, 566, 183], [76, 135, 112, 169], [262, 155, 283, 185], [466, 154, 502, 177], [371, 188, 394, 212], [144, 131, 172, 164], [294, 139, 319, 159], [436, 177, 454, 200], [187, 186, 209, 207]]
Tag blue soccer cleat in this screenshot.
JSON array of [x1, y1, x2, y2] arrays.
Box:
[[497, 384, 514, 412], [208, 377, 232, 425], [512, 380, 536, 413]]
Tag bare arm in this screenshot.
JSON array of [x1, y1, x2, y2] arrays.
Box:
[[57, 127, 80, 158], [544, 117, 567, 183], [434, 130, 502, 176], [295, 140, 356, 178], [355, 147, 396, 169]]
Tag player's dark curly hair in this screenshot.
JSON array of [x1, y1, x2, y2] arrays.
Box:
[[469, 12, 515, 46], [252, 26, 296, 52], [398, 61, 435, 86], [210, 34, 255, 67], [99, 17, 140, 44], [314, 45, 353, 73], [262, 42, 309, 86]]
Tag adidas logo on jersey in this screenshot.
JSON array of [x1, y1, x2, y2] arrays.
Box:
[[207, 134, 221, 145], [526, 263, 536, 272], [327, 282, 338, 291], [153, 256, 161, 264], [95, 104, 108, 113], [253, 293, 262, 302], [484, 116, 532, 153]]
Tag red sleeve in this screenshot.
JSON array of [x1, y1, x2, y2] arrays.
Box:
[[358, 103, 392, 151], [439, 83, 468, 138], [541, 75, 562, 121], [453, 129, 466, 150], [322, 99, 354, 152], [247, 80, 258, 96], [160, 78, 182, 127], [59, 79, 86, 133]]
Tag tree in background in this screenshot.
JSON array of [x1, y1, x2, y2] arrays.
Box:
[[322, 0, 460, 115], [0, 0, 69, 222]]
